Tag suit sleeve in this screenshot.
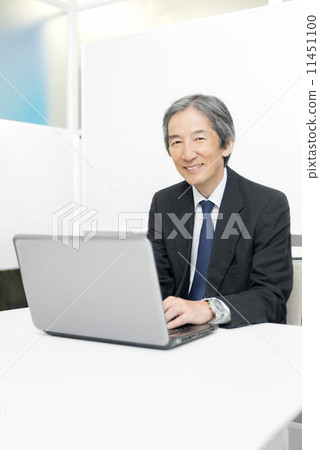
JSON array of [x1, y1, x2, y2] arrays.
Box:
[[147, 194, 175, 299], [219, 192, 293, 328]]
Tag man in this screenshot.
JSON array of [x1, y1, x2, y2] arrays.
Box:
[[147, 94, 293, 329]]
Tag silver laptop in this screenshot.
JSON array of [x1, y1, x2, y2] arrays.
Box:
[[13, 234, 217, 349]]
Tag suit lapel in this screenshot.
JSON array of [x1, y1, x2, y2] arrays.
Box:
[[205, 168, 244, 296], [171, 183, 194, 296]]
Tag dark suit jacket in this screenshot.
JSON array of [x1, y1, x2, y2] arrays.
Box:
[[147, 167, 293, 328]]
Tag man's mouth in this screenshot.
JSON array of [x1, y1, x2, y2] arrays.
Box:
[[184, 163, 204, 171]]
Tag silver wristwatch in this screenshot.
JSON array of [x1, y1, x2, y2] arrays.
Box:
[[206, 297, 227, 324]]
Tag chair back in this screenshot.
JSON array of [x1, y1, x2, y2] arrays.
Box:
[[287, 259, 302, 326]]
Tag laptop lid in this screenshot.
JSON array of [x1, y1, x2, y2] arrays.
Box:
[[13, 234, 170, 347]]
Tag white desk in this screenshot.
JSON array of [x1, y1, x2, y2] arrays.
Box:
[[0, 308, 301, 450]]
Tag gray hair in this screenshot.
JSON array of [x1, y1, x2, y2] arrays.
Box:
[[162, 94, 235, 166]]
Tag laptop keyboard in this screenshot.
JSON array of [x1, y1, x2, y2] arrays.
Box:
[[169, 324, 200, 337]]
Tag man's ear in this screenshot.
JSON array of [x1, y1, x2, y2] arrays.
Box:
[[223, 139, 234, 157]]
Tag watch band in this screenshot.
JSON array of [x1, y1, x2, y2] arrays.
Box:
[[206, 297, 231, 325]]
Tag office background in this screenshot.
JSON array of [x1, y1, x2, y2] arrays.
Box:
[[0, 3, 307, 448], [0, 0, 301, 311]]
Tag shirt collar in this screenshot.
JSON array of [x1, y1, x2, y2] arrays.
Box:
[[192, 167, 227, 209]]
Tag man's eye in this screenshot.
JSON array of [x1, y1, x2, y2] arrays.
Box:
[[195, 137, 205, 141], [171, 140, 182, 146]]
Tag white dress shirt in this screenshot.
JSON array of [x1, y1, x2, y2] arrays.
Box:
[[188, 168, 231, 324]]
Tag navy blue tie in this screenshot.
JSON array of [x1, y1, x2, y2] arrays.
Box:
[[187, 200, 214, 300]]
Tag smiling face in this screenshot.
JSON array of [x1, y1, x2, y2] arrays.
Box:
[[168, 106, 233, 198]]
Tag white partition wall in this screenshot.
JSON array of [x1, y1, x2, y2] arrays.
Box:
[[0, 119, 74, 269], [81, 1, 302, 235]]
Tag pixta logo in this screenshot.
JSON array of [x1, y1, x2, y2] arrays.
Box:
[[52, 203, 98, 250], [118, 212, 149, 239], [117, 211, 251, 240]]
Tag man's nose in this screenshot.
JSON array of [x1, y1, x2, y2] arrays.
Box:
[[182, 140, 196, 161]]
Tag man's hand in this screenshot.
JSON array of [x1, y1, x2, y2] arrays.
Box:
[[163, 296, 214, 330]]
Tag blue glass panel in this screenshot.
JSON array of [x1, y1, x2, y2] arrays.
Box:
[[0, 24, 48, 125]]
